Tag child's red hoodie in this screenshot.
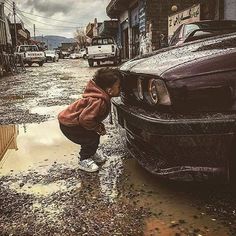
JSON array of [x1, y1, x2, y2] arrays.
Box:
[[58, 80, 110, 130]]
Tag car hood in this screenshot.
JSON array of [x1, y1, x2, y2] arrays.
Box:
[[120, 33, 236, 80]]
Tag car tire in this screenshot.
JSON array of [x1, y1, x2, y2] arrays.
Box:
[[88, 59, 94, 67], [113, 57, 118, 66], [28, 62, 32, 67], [83, 54, 86, 59], [53, 57, 56, 62], [97, 61, 100, 66], [38, 62, 43, 67]]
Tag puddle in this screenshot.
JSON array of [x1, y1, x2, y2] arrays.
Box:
[[122, 158, 231, 235], [0, 118, 122, 203], [0, 120, 78, 175]]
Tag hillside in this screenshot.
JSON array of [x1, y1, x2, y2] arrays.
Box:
[[34, 35, 76, 49]]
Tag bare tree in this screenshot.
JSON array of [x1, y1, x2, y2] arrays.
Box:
[[74, 29, 88, 48]]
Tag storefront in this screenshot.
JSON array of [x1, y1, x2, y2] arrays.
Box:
[[120, 10, 129, 59], [130, 4, 139, 58]]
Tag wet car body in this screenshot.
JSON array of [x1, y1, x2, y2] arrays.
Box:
[[113, 32, 236, 181]]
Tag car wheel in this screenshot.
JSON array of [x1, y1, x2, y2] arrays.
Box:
[[38, 62, 43, 67], [97, 61, 100, 66], [53, 57, 56, 62], [113, 57, 118, 66], [83, 54, 86, 59], [88, 59, 94, 67], [28, 62, 32, 67]]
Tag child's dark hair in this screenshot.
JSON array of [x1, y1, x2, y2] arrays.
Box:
[[93, 67, 121, 90]]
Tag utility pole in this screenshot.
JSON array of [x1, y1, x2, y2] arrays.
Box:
[[33, 24, 36, 41], [13, 2, 17, 47]]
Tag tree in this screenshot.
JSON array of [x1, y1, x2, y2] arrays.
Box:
[[74, 29, 88, 48]]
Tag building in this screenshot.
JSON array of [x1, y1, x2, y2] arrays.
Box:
[[10, 22, 31, 47], [0, 2, 12, 52], [99, 20, 119, 41], [106, 0, 236, 59], [85, 22, 94, 39]]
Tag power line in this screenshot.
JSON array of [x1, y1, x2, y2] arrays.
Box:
[[15, 13, 82, 29], [17, 10, 81, 25]]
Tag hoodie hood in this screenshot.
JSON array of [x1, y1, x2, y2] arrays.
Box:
[[83, 80, 110, 103]]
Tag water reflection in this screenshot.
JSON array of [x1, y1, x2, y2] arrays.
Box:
[[0, 120, 78, 175], [0, 125, 18, 162]]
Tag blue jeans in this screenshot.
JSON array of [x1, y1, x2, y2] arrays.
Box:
[[59, 123, 100, 161]]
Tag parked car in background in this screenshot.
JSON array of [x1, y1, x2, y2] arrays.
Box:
[[15, 45, 45, 67], [113, 32, 236, 182], [169, 20, 236, 46], [78, 48, 87, 59], [45, 50, 59, 62], [61, 51, 71, 59], [69, 52, 80, 59], [87, 37, 121, 67]]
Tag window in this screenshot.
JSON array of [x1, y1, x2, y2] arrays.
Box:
[[92, 38, 114, 45]]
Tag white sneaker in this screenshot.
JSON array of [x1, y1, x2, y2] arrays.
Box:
[[92, 153, 107, 164], [78, 158, 99, 172]]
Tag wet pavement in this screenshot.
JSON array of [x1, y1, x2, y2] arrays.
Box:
[[0, 59, 236, 235]]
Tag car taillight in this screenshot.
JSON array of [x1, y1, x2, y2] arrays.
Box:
[[144, 79, 171, 106], [112, 45, 115, 52]]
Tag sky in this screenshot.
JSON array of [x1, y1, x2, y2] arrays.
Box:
[[4, 0, 111, 38]]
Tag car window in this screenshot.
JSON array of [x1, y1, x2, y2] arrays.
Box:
[[19, 46, 38, 52], [169, 26, 182, 46], [92, 38, 114, 45], [184, 24, 200, 37]]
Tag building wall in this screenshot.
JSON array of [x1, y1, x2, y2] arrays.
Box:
[[107, 0, 234, 59]]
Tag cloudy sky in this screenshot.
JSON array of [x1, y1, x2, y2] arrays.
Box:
[[5, 0, 111, 38]]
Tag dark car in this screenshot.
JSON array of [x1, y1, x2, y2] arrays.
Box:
[[113, 32, 236, 182], [169, 20, 236, 46]]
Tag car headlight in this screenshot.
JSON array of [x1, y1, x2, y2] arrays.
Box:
[[145, 79, 171, 106], [145, 79, 159, 105], [133, 78, 144, 101]]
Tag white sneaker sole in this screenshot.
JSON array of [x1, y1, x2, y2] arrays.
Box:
[[78, 165, 99, 173]]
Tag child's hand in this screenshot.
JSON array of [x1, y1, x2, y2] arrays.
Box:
[[95, 123, 106, 136]]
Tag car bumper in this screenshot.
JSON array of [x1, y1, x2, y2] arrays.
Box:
[[24, 58, 45, 63], [46, 56, 54, 61], [112, 98, 236, 181], [88, 54, 116, 60]]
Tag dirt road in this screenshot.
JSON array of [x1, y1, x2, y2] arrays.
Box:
[[0, 60, 235, 236]]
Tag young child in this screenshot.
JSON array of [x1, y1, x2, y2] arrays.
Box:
[[58, 68, 121, 172]]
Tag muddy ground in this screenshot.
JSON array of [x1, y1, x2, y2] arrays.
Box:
[[0, 59, 236, 236]]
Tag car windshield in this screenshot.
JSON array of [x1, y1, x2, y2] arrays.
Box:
[[19, 46, 38, 52], [92, 38, 114, 45], [45, 51, 55, 54]]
